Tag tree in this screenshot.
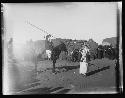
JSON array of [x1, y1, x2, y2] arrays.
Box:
[[87, 38, 98, 60], [24, 42, 38, 78]]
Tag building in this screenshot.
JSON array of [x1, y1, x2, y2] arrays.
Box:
[[102, 37, 117, 48]]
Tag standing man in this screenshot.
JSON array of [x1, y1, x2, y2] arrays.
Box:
[[79, 43, 90, 76]]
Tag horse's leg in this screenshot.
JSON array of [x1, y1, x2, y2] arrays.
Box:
[[52, 60, 56, 73]]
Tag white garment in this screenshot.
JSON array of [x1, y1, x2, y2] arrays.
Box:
[[79, 61, 88, 75], [46, 50, 52, 59], [79, 46, 89, 75]]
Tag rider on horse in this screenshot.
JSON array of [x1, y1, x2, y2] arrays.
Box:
[[45, 34, 54, 60]]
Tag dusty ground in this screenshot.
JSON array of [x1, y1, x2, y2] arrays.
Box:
[[7, 58, 117, 94]]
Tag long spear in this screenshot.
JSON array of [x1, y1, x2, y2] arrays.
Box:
[[25, 21, 57, 39], [25, 21, 66, 44]]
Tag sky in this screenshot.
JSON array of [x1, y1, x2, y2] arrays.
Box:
[[4, 2, 117, 45]]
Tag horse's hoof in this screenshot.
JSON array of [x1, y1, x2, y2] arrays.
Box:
[[52, 70, 56, 73], [52, 72, 57, 75], [62, 68, 67, 72]]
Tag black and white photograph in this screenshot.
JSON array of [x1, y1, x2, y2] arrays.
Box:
[[2, 2, 122, 94]]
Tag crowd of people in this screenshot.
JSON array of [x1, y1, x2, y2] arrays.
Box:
[[44, 34, 117, 74], [45, 36, 117, 61], [7, 35, 117, 75]]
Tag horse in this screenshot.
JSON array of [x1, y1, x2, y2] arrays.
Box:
[[71, 49, 82, 62], [51, 42, 68, 73]]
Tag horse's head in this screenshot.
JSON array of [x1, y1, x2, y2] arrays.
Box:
[[63, 46, 68, 54], [60, 42, 68, 54]]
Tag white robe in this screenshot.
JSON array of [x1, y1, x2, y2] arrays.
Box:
[[79, 58, 88, 75], [79, 47, 89, 75], [46, 50, 52, 59]]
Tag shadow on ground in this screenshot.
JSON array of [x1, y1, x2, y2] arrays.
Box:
[[37, 65, 80, 74], [86, 66, 110, 76], [15, 86, 71, 94], [38, 63, 110, 77]]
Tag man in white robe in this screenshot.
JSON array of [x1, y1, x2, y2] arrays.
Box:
[[45, 34, 53, 60], [79, 44, 90, 76]]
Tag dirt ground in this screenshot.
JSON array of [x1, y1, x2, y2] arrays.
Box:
[[8, 58, 117, 94]]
